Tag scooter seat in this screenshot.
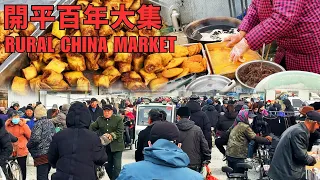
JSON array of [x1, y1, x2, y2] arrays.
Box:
[[237, 163, 253, 169]]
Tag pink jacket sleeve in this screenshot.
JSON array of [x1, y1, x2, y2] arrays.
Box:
[[238, 0, 260, 33], [245, 0, 305, 50]]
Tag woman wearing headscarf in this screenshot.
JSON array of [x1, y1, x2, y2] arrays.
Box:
[[226, 110, 271, 173], [283, 99, 297, 126], [5, 110, 31, 180]]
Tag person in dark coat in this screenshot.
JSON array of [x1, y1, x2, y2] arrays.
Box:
[[0, 116, 13, 178], [213, 100, 222, 113], [203, 102, 220, 128], [268, 111, 320, 180], [88, 98, 103, 122], [273, 99, 282, 111], [48, 102, 108, 180], [283, 99, 297, 126], [176, 107, 211, 172], [135, 109, 163, 162], [215, 104, 238, 157], [221, 99, 228, 113], [185, 98, 212, 149]]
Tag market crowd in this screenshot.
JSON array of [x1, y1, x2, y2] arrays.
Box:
[[0, 96, 320, 180]]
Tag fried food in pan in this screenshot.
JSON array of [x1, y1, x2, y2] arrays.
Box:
[[176, 68, 189, 79], [0, 24, 10, 43], [0, 44, 10, 64], [43, 53, 61, 64], [29, 75, 43, 92], [159, 53, 173, 67], [20, 22, 36, 36], [165, 57, 186, 69], [76, 77, 90, 92], [130, 0, 141, 10], [172, 45, 189, 58], [50, 80, 70, 91], [64, 71, 85, 86], [42, 70, 63, 86], [99, 25, 114, 37], [66, 53, 86, 71], [31, 61, 45, 73], [115, 53, 132, 63], [181, 55, 206, 73], [162, 68, 183, 78], [105, 39, 114, 58], [86, 60, 100, 71], [98, 58, 115, 69], [29, 53, 43, 62], [93, 75, 110, 88], [44, 59, 68, 73], [187, 43, 202, 56], [51, 21, 66, 39], [22, 65, 38, 80], [133, 55, 144, 72], [12, 77, 29, 95], [102, 66, 121, 84], [149, 77, 168, 92], [139, 69, 157, 86], [144, 54, 163, 73], [118, 62, 131, 73]]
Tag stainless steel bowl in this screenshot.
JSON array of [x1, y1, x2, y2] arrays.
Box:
[[235, 60, 286, 89]]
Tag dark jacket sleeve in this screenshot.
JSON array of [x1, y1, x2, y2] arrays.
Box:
[[0, 132, 13, 165], [92, 136, 108, 166], [9, 133, 18, 143], [202, 113, 212, 149], [135, 130, 145, 162], [291, 132, 314, 165], [48, 135, 59, 168], [198, 128, 211, 161]]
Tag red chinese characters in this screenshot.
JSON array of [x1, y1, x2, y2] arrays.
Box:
[[83, 4, 109, 30], [58, 5, 82, 29], [137, 4, 162, 30], [30, 5, 55, 30], [4, 5, 28, 30], [110, 4, 135, 30]]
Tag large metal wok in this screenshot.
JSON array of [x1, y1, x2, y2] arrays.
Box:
[[183, 17, 241, 44]]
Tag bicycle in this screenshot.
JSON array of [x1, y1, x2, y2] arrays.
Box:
[[2, 156, 23, 180]]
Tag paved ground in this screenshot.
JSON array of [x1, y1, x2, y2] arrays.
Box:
[[24, 145, 260, 180]]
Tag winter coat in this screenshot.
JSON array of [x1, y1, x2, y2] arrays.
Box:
[[0, 120, 13, 166], [185, 101, 212, 149], [90, 115, 124, 152], [117, 139, 203, 180], [268, 123, 314, 180], [176, 118, 211, 166], [135, 123, 155, 162], [21, 115, 36, 130], [273, 103, 282, 111], [5, 119, 31, 157], [88, 106, 103, 122], [49, 102, 108, 180], [27, 117, 55, 158], [214, 104, 222, 113], [51, 112, 67, 129], [204, 105, 220, 127], [215, 111, 237, 137], [0, 114, 8, 122]]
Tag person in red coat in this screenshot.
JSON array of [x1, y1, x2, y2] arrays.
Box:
[[226, 0, 320, 73]]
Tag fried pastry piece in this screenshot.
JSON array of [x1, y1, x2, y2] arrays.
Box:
[[67, 53, 86, 71], [80, 19, 97, 36], [156, 73, 163, 78], [133, 55, 144, 72], [130, 0, 141, 10], [43, 53, 60, 64], [149, 77, 168, 92], [165, 57, 186, 69], [126, 31, 139, 38], [162, 68, 183, 78], [115, 53, 132, 63], [110, 30, 125, 42], [0, 44, 10, 63], [9, 32, 19, 38], [42, 70, 63, 86], [64, 71, 85, 86], [105, 39, 114, 58], [159, 53, 173, 66], [51, 80, 70, 91], [98, 57, 115, 69], [125, 81, 146, 91], [44, 59, 68, 73], [85, 52, 100, 70], [86, 60, 100, 71], [29, 75, 43, 92], [181, 55, 207, 73], [118, 62, 131, 73], [121, 71, 146, 90], [138, 28, 161, 37], [187, 43, 202, 56], [176, 68, 190, 79], [139, 69, 157, 86], [0, 24, 10, 43], [123, 15, 138, 30], [72, 30, 81, 36], [99, 25, 114, 37], [90, 2, 101, 6], [144, 54, 163, 73], [93, 75, 110, 88], [28, 53, 43, 62], [172, 45, 189, 58], [102, 66, 121, 84], [31, 61, 46, 73], [22, 65, 38, 80], [0, 11, 4, 24], [20, 22, 36, 36], [52, 21, 66, 39], [52, 38, 61, 54], [11, 76, 29, 95], [77, 1, 89, 10], [76, 77, 90, 92]]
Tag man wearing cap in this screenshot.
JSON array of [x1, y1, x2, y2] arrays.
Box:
[[47, 104, 59, 119], [88, 98, 103, 123], [268, 111, 320, 180], [90, 104, 124, 180], [117, 121, 203, 180], [22, 106, 36, 130], [176, 107, 211, 172], [51, 104, 70, 130]]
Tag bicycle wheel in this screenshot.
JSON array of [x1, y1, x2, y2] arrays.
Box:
[[9, 161, 23, 180]]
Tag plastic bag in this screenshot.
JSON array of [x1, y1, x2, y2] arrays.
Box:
[[201, 165, 219, 180]]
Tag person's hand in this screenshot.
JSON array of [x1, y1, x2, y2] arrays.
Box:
[[105, 133, 113, 140], [230, 38, 250, 63], [223, 33, 243, 48], [265, 136, 272, 142]]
